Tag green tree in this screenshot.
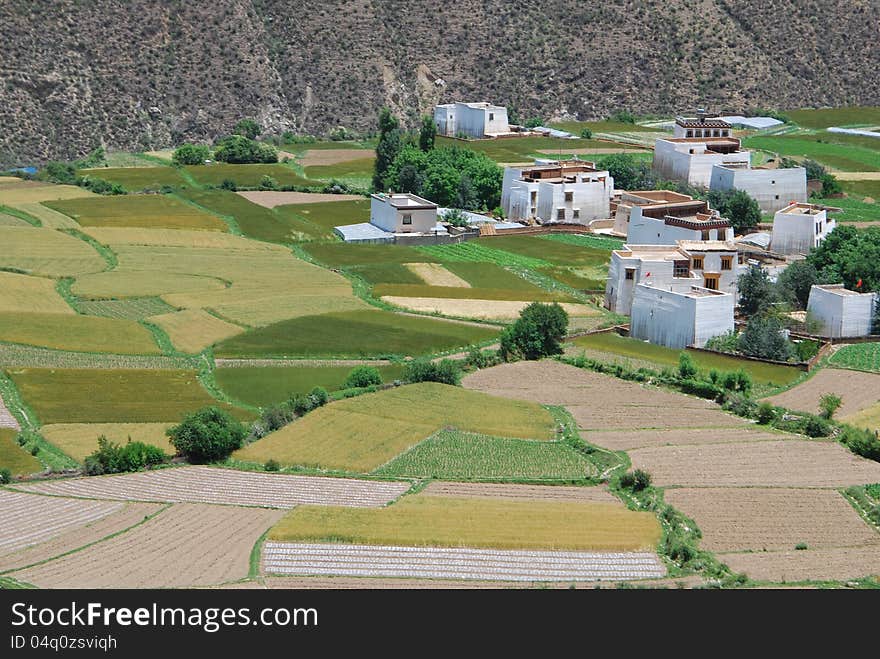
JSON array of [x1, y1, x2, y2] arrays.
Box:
[[259, 175, 279, 190], [807, 225, 880, 292], [708, 189, 762, 233], [738, 265, 775, 316], [373, 108, 401, 191], [344, 366, 383, 389], [819, 393, 842, 419], [404, 359, 461, 385], [166, 407, 246, 463], [442, 208, 470, 227], [499, 302, 569, 360], [678, 352, 698, 379], [580, 128, 593, 139], [524, 117, 545, 129], [234, 119, 262, 140], [213, 135, 278, 164], [819, 173, 843, 197], [172, 143, 211, 166], [419, 115, 437, 152], [776, 260, 819, 310], [596, 153, 653, 190], [802, 159, 827, 181], [737, 316, 794, 361], [609, 110, 636, 124]]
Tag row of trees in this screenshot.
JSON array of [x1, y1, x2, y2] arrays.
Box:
[[172, 119, 278, 166]]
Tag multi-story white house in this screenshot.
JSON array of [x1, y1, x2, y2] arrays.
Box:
[[807, 284, 877, 338], [770, 202, 836, 255], [434, 102, 510, 139], [605, 241, 739, 315], [501, 160, 614, 223], [709, 163, 807, 213], [630, 283, 735, 349], [369, 193, 438, 233], [625, 194, 734, 245]]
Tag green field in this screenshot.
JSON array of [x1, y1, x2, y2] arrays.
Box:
[[0, 427, 42, 476], [234, 382, 554, 472], [435, 135, 642, 163], [819, 195, 880, 223], [842, 180, 880, 199], [7, 368, 250, 424], [305, 243, 437, 267], [214, 310, 499, 358], [77, 167, 188, 191], [185, 164, 321, 189], [282, 140, 376, 153], [303, 158, 374, 188], [45, 196, 227, 232], [351, 263, 425, 285], [74, 297, 177, 320], [829, 343, 880, 373], [415, 242, 551, 268], [569, 332, 802, 386], [742, 134, 880, 172], [0, 312, 161, 355], [215, 364, 407, 407], [40, 423, 174, 462], [274, 199, 369, 237], [539, 233, 625, 251], [176, 188, 317, 243], [787, 107, 880, 129], [374, 430, 593, 480], [548, 119, 666, 134], [478, 235, 611, 267], [268, 493, 661, 551]]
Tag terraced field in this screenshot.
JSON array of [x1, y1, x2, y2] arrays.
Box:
[[421, 481, 619, 502], [77, 166, 188, 191], [45, 195, 227, 232], [184, 164, 321, 189], [0, 271, 73, 315], [0, 227, 106, 277], [829, 343, 880, 373], [147, 308, 245, 354], [0, 428, 40, 476], [40, 423, 174, 461], [0, 312, 161, 354], [14, 466, 409, 508], [763, 368, 880, 418]]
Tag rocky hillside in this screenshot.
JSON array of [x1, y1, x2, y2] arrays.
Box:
[[2, 0, 879, 166]]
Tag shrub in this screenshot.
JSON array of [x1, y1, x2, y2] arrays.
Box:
[[404, 358, 461, 385], [803, 415, 832, 438], [260, 404, 295, 433], [443, 208, 470, 228], [722, 392, 757, 418], [721, 370, 752, 395], [678, 352, 698, 379], [220, 179, 237, 191], [580, 128, 593, 139], [84, 436, 166, 475], [264, 459, 280, 472], [167, 407, 247, 463], [344, 366, 383, 389], [756, 402, 778, 425], [499, 302, 569, 361], [843, 426, 880, 461], [707, 189, 762, 233], [233, 119, 262, 140], [172, 143, 211, 166], [0, 467, 11, 484], [213, 135, 278, 164], [465, 346, 490, 370], [259, 175, 279, 190], [795, 542, 808, 550], [308, 386, 330, 408], [737, 315, 794, 362], [819, 393, 842, 420], [678, 378, 723, 401], [290, 394, 313, 417], [619, 469, 651, 492]]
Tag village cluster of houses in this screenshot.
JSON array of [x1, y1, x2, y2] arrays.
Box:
[[332, 104, 876, 347]]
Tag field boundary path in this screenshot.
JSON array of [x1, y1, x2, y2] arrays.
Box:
[[13, 466, 409, 508], [0, 390, 20, 429], [262, 542, 665, 582]]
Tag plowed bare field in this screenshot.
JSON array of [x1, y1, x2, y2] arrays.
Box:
[[236, 191, 362, 208], [719, 546, 880, 583], [299, 149, 375, 166], [664, 488, 880, 552], [763, 369, 880, 417], [629, 440, 880, 487], [0, 491, 122, 555], [585, 428, 786, 451], [0, 502, 161, 572], [463, 361, 747, 430], [14, 466, 409, 508], [422, 481, 618, 503], [13, 504, 283, 588]]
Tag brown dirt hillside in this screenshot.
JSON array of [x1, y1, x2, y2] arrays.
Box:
[[2, 0, 879, 166]]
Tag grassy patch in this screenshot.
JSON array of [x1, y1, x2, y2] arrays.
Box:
[[742, 135, 880, 172], [351, 263, 425, 285], [215, 364, 406, 407], [45, 195, 227, 232], [40, 423, 174, 462], [234, 382, 553, 472], [7, 368, 251, 424], [374, 429, 593, 481], [479, 235, 615, 267], [0, 312, 161, 355], [185, 164, 321, 188], [569, 332, 802, 386], [303, 158, 374, 188], [538, 266, 606, 290], [538, 233, 625, 251], [786, 107, 880, 129], [819, 195, 880, 223], [268, 493, 661, 551], [829, 343, 880, 372], [214, 310, 498, 358], [77, 167, 188, 191], [273, 199, 369, 236], [0, 427, 42, 476], [844, 402, 880, 434], [74, 297, 177, 320], [416, 242, 551, 267], [305, 243, 438, 267]]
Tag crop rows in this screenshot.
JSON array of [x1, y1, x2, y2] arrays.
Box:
[[15, 466, 409, 508], [829, 343, 880, 373], [415, 243, 551, 268], [262, 542, 666, 582], [0, 490, 122, 554], [0, 343, 197, 369]]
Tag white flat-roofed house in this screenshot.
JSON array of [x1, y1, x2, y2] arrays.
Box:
[[771, 202, 836, 255], [654, 115, 749, 187], [369, 193, 438, 234], [502, 160, 614, 223], [604, 241, 739, 315], [806, 284, 878, 338], [626, 197, 734, 245], [434, 102, 510, 139], [709, 163, 807, 213], [630, 284, 734, 349]]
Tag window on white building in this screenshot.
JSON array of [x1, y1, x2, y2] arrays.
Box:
[[721, 256, 733, 271], [573, 210, 580, 219], [557, 209, 565, 220], [625, 268, 635, 281], [402, 214, 412, 225], [489, 113, 494, 121], [565, 191, 573, 202]]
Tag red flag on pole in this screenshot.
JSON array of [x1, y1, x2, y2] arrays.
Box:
[[857, 278, 863, 289]]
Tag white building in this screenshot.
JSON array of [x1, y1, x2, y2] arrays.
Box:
[[806, 284, 877, 338], [502, 160, 614, 223], [654, 115, 750, 187], [369, 193, 438, 234], [770, 202, 836, 255], [434, 102, 510, 139], [605, 241, 739, 315], [630, 284, 735, 349], [710, 163, 807, 213], [626, 196, 734, 245]]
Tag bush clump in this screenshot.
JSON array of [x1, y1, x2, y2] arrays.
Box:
[[84, 437, 167, 476], [404, 358, 461, 385], [0, 467, 11, 484], [344, 366, 383, 389], [500, 302, 569, 361], [167, 407, 247, 464], [619, 469, 652, 492]]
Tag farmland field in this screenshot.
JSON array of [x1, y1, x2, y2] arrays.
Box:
[[267, 493, 661, 551], [0, 427, 41, 476], [45, 195, 227, 232], [0, 312, 161, 354], [373, 430, 594, 481], [78, 227, 286, 249], [0, 180, 94, 204], [7, 368, 249, 423], [185, 164, 321, 189], [0, 227, 106, 277], [74, 297, 176, 320], [719, 546, 880, 583], [236, 191, 363, 208], [829, 343, 880, 373], [569, 332, 802, 387], [584, 427, 787, 452], [742, 134, 880, 172], [11, 503, 284, 588], [273, 198, 369, 237], [11, 203, 80, 229], [380, 297, 594, 320], [305, 243, 437, 267], [214, 310, 499, 358], [215, 364, 407, 407], [416, 242, 551, 268], [842, 402, 880, 433], [147, 308, 245, 353], [434, 135, 641, 163], [77, 166, 188, 191], [815, 195, 880, 223], [0, 272, 74, 315], [16, 466, 409, 509], [786, 107, 880, 129], [763, 368, 880, 417], [233, 382, 554, 472], [421, 481, 619, 502], [40, 423, 175, 461], [304, 157, 374, 188]]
